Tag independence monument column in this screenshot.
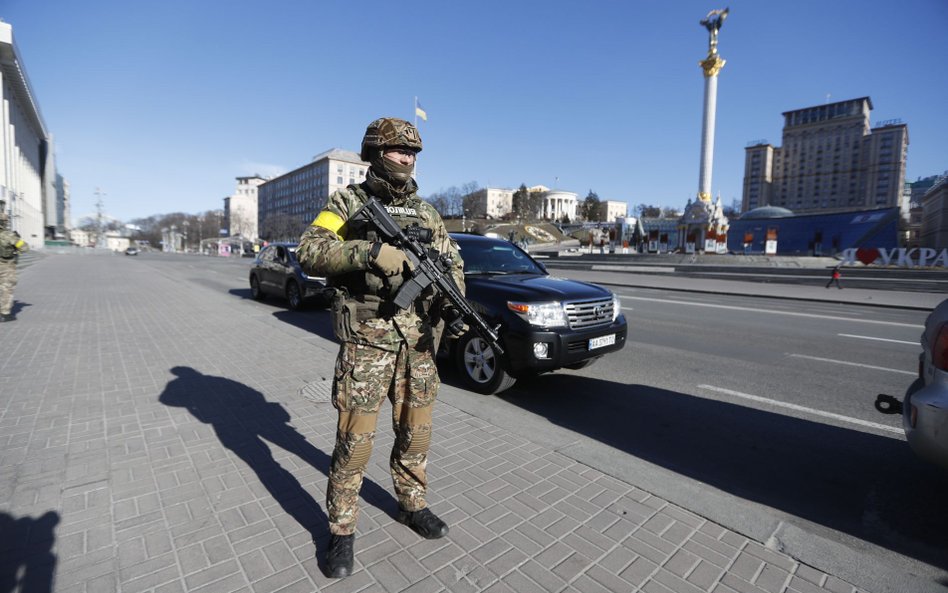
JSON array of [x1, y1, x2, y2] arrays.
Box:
[[678, 8, 730, 254], [697, 8, 728, 203]]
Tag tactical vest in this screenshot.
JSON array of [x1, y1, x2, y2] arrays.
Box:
[[0, 230, 19, 259], [330, 183, 435, 300]]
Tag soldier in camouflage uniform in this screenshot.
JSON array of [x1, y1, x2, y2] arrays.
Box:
[[296, 118, 465, 578], [0, 213, 30, 322]]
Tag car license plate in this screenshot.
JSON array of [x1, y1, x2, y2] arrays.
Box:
[[588, 334, 616, 350]]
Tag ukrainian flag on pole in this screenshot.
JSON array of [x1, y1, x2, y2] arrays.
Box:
[[415, 97, 427, 121]]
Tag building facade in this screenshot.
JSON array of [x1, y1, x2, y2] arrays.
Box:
[[920, 176, 948, 250], [599, 200, 628, 222], [540, 188, 578, 221], [257, 149, 368, 241], [743, 97, 908, 218], [224, 175, 266, 241], [1, 21, 57, 249], [54, 172, 70, 239], [466, 187, 513, 220], [907, 173, 946, 246], [728, 206, 899, 256]]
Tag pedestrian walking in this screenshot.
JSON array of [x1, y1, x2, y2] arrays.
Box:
[[296, 118, 465, 578], [826, 265, 843, 289], [0, 212, 30, 322]]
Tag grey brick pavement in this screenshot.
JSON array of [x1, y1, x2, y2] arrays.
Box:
[[0, 254, 869, 593]]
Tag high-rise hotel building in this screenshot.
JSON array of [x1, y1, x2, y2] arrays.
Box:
[[743, 97, 908, 216]]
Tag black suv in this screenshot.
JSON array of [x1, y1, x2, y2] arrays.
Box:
[[445, 233, 627, 394], [249, 243, 329, 310]]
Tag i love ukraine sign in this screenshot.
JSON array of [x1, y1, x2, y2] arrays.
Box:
[[840, 247, 948, 267]]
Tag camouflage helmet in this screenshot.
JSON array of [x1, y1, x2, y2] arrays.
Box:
[[360, 118, 422, 161]]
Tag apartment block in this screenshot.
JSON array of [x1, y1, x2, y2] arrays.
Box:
[[466, 187, 513, 219], [224, 175, 266, 241], [920, 175, 948, 250], [599, 200, 629, 222], [257, 149, 368, 240]]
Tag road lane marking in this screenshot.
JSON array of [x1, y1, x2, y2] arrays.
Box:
[[786, 354, 916, 376], [697, 384, 903, 435], [837, 333, 918, 346], [618, 294, 923, 328]]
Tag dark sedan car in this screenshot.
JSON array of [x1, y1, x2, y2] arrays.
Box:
[[249, 243, 329, 310], [444, 233, 627, 394]]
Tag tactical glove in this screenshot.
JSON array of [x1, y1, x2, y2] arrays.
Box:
[[371, 243, 410, 277], [442, 306, 468, 338]]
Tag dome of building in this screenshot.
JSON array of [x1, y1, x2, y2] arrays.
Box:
[[740, 206, 795, 220]]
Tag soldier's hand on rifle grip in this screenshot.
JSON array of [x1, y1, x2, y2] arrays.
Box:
[[442, 306, 468, 338], [371, 243, 411, 277]]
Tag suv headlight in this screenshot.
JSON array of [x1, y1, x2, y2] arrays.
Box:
[[507, 301, 568, 328], [612, 294, 621, 322]]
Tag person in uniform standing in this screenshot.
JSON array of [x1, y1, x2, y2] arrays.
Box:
[[296, 118, 465, 578], [0, 213, 30, 322]]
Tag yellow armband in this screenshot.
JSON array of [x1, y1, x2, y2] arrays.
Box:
[[311, 210, 345, 239]]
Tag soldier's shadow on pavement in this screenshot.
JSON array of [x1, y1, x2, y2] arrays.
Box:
[[503, 373, 948, 572], [0, 510, 58, 593], [10, 301, 31, 316], [158, 367, 396, 571]]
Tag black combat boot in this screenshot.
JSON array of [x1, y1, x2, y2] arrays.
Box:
[[397, 507, 449, 539], [325, 534, 354, 578], [0, 314, 13, 322]]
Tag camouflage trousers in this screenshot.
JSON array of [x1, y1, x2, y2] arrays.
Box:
[[0, 259, 16, 315], [326, 340, 440, 536]]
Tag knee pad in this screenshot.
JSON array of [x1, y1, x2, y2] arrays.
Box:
[[335, 435, 374, 473]]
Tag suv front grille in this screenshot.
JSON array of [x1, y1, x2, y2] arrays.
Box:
[[565, 298, 614, 330]]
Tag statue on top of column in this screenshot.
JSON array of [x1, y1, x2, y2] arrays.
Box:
[[700, 8, 729, 55]]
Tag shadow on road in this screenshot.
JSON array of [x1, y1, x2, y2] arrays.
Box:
[[492, 373, 948, 572], [0, 511, 58, 593], [228, 288, 254, 300], [158, 367, 397, 572], [272, 310, 335, 343], [10, 301, 31, 316]]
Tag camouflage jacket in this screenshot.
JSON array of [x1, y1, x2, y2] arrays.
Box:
[[297, 182, 464, 351], [0, 229, 29, 259]]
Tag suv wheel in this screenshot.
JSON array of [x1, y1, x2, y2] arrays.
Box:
[[286, 281, 304, 311], [455, 332, 516, 395], [250, 275, 265, 301]]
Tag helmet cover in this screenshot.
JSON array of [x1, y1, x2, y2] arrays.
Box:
[[360, 118, 423, 161]]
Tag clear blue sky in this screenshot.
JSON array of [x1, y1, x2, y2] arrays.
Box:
[[3, 0, 947, 223]]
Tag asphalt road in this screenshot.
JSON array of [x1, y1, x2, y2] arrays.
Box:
[[131, 252, 948, 589], [437, 290, 948, 590]]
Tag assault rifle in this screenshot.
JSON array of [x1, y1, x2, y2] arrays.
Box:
[[352, 197, 504, 355]]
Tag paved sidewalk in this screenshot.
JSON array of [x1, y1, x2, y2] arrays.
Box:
[[0, 254, 912, 593]]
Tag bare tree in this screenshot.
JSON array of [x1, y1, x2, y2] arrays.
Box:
[[722, 198, 742, 219], [260, 212, 305, 242], [636, 204, 662, 218], [425, 181, 478, 218]]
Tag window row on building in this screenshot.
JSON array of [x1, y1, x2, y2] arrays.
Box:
[[743, 97, 909, 219]]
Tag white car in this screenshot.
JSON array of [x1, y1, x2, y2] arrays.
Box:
[[878, 298, 948, 470]]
